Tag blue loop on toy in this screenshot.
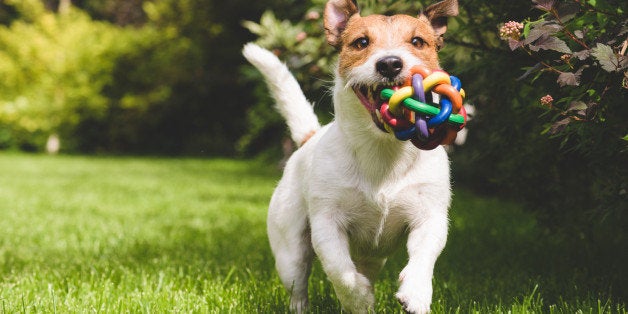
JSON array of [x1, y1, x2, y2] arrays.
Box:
[[416, 116, 429, 139], [394, 125, 417, 141], [412, 74, 426, 102], [426, 97, 452, 128], [450, 76, 461, 91]]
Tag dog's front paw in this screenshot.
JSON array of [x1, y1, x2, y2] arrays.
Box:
[[333, 272, 374, 313], [395, 266, 433, 314]]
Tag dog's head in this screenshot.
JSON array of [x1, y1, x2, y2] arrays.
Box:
[[324, 0, 458, 129]]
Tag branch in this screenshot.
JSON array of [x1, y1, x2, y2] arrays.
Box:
[[549, 8, 590, 49]]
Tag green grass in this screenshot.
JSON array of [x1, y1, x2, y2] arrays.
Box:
[[0, 153, 625, 313]]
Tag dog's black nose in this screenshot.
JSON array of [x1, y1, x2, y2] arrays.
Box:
[[376, 56, 403, 79]]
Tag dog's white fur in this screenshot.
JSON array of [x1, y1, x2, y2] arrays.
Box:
[[242, 1, 457, 312]]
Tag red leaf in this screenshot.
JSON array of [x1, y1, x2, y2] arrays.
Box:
[[557, 71, 580, 86], [529, 35, 572, 53], [550, 117, 570, 134], [573, 49, 590, 60], [508, 38, 524, 51], [532, 0, 556, 11]]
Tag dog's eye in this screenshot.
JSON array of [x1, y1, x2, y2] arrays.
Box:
[[351, 37, 369, 50], [411, 36, 426, 48]]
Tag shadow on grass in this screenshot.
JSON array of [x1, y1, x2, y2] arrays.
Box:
[[431, 189, 627, 306]]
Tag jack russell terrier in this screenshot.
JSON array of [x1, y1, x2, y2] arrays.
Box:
[[243, 0, 458, 312]]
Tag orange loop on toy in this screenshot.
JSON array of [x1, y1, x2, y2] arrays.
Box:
[[433, 84, 463, 114], [405, 65, 432, 86]]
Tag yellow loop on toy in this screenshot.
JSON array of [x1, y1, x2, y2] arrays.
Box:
[[422, 72, 451, 92], [388, 86, 414, 115], [460, 88, 466, 99], [433, 84, 463, 113]]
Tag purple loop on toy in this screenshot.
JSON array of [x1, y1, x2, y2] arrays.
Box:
[[411, 74, 426, 103], [416, 116, 429, 139], [394, 125, 417, 141]]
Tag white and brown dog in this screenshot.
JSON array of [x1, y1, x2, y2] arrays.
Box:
[[243, 0, 458, 312]]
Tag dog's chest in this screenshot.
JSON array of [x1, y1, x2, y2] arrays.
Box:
[[336, 185, 408, 256]]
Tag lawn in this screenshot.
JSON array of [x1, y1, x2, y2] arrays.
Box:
[[0, 153, 625, 313]]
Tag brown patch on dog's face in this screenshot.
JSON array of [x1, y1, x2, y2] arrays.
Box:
[[337, 14, 440, 79]]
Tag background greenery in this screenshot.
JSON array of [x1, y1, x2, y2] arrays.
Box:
[[0, 0, 626, 310]]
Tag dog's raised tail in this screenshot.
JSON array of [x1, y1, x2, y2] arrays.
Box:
[[242, 43, 321, 146]]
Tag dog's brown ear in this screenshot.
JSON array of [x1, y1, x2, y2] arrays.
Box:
[[324, 0, 359, 48], [422, 0, 458, 48]]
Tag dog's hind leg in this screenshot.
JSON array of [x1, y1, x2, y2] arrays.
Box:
[[267, 175, 313, 313]]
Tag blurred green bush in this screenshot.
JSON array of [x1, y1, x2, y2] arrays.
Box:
[[0, 0, 278, 155]]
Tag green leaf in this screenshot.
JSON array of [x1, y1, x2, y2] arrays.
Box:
[[567, 101, 587, 111], [241, 21, 264, 36]]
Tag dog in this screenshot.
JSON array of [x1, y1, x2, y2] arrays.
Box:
[[243, 0, 458, 312]]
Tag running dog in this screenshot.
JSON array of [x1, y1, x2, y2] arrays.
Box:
[[243, 0, 458, 312]]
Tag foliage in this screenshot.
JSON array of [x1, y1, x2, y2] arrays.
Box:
[[0, 1, 121, 150], [0, 0, 196, 152], [494, 0, 628, 223], [501, 0, 627, 150], [0, 0, 282, 154]]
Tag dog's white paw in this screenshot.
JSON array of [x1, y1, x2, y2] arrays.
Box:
[[289, 297, 308, 314], [333, 271, 374, 313], [395, 266, 433, 314]]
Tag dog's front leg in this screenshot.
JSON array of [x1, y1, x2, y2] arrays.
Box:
[[396, 213, 448, 314], [310, 211, 374, 313]]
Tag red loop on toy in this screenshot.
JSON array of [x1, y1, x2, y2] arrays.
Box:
[[380, 103, 412, 130], [458, 104, 468, 130]]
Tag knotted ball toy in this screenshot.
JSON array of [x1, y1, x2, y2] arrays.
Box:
[[379, 65, 467, 150]]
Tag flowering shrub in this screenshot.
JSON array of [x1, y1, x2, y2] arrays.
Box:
[[495, 0, 628, 220], [500, 0, 627, 138], [499, 21, 524, 40]]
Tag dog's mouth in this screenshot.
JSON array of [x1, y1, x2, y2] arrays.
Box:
[[352, 84, 396, 130]]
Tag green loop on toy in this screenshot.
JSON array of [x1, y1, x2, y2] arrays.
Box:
[[380, 89, 465, 126]]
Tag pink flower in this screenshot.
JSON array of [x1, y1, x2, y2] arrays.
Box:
[[540, 94, 554, 107], [499, 21, 524, 40], [295, 32, 307, 42], [305, 11, 320, 20]]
